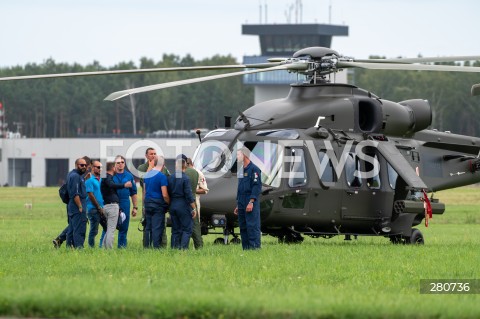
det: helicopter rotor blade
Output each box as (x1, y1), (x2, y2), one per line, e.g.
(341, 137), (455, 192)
(353, 55), (480, 64)
(0, 63), (281, 82)
(338, 61), (480, 73)
(104, 64), (299, 101)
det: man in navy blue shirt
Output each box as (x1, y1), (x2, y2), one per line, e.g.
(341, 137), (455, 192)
(67, 158), (88, 249)
(144, 155), (170, 248)
(168, 158), (197, 249)
(234, 147), (262, 250)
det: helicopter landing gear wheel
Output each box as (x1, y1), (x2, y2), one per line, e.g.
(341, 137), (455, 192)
(389, 235), (403, 245)
(390, 228), (424, 245)
(230, 237), (241, 244)
(278, 232), (304, 244)
(213, 238), (226, 245)
(407, 228), (424, 245)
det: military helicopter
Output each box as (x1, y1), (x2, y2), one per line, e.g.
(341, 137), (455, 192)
(3, 47), (480, 245)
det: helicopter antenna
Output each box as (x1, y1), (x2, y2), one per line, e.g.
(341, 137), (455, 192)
(314, 116), (326, 128)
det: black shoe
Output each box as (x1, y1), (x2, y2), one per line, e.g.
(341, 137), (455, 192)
(52, 238), (63, 249)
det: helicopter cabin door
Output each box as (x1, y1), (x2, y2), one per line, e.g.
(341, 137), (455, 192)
(340, 150), (388, 224)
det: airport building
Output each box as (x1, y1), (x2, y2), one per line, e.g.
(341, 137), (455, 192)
(0, 138), (199, 187)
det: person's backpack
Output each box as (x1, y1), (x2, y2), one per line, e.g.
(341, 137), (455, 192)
(59, 183), (69, 204)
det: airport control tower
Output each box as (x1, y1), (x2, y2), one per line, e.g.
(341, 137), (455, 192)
(242, 23), (349, 103)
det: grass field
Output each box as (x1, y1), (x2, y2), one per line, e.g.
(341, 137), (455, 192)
(0, 186), (479, 318)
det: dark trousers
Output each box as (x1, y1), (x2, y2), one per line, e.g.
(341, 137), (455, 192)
(237, 202), (261, 250)
(191, 215), (203, 249)
(58, 211), (73, 247)
(87, 208), (101, 248)
(117, 200), (130, 248)
(143, 210), (168, 248)
(69, 212), (87, 249)
(145, 198), (166, 249)
(170, 199), (193, 249)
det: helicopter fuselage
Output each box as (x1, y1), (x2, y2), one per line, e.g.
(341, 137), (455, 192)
(193, 83), (480, 243)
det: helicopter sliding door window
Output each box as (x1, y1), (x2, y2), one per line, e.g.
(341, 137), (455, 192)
(318, 150), (336, 183)
(387, 163), (399, 190)
(365, 154), (381, 190)
(345, 153), (362, 188)
(282, 147), (308, 210)
(287, 148), (307, 188)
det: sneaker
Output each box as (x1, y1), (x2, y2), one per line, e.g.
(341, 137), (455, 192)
(52, 238), (63, 249)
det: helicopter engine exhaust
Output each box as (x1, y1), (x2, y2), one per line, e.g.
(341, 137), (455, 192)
(381, 99), (432, 137)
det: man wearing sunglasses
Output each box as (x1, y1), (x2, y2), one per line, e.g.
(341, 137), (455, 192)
(113, 155), (138, 248)
(85, 160), (104, 248)
(53, 156), (92, 248)
(66, 158), (88, 248)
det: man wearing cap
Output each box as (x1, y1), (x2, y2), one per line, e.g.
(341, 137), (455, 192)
(234, 147), (262, 250)
(180, 155), (201, 249)
(168, 157), (197, 249)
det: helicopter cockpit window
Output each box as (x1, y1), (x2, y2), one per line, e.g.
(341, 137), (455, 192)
(252, 142), (283, 188)
(193, 141), (230, 174)
(318, 150), (336, 183)
(256, 129), (300, 139)
(345, 153), (362, 188)
(230, 142), (283, 188)
(287, 148), (307, 188)
(387, 163), (398, 190)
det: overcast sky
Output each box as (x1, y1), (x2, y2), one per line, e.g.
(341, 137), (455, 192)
(1, 0), (479, 68)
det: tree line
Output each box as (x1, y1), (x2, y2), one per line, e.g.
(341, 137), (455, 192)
(1, 56), (480, 138)
(0, 55), (253, 138)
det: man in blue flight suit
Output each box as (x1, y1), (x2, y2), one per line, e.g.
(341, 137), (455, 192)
(99, 155), (138, 248)
(234, 147), (262, 250)
(168, 157), (197, 249)
(67, 157), (88, 249)
(112, 155), (138, 248)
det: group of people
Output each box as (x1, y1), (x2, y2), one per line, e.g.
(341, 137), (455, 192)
(52, 155), (137, 249)
(139, 148), (208, 249)
(52, 146), (262, 250)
